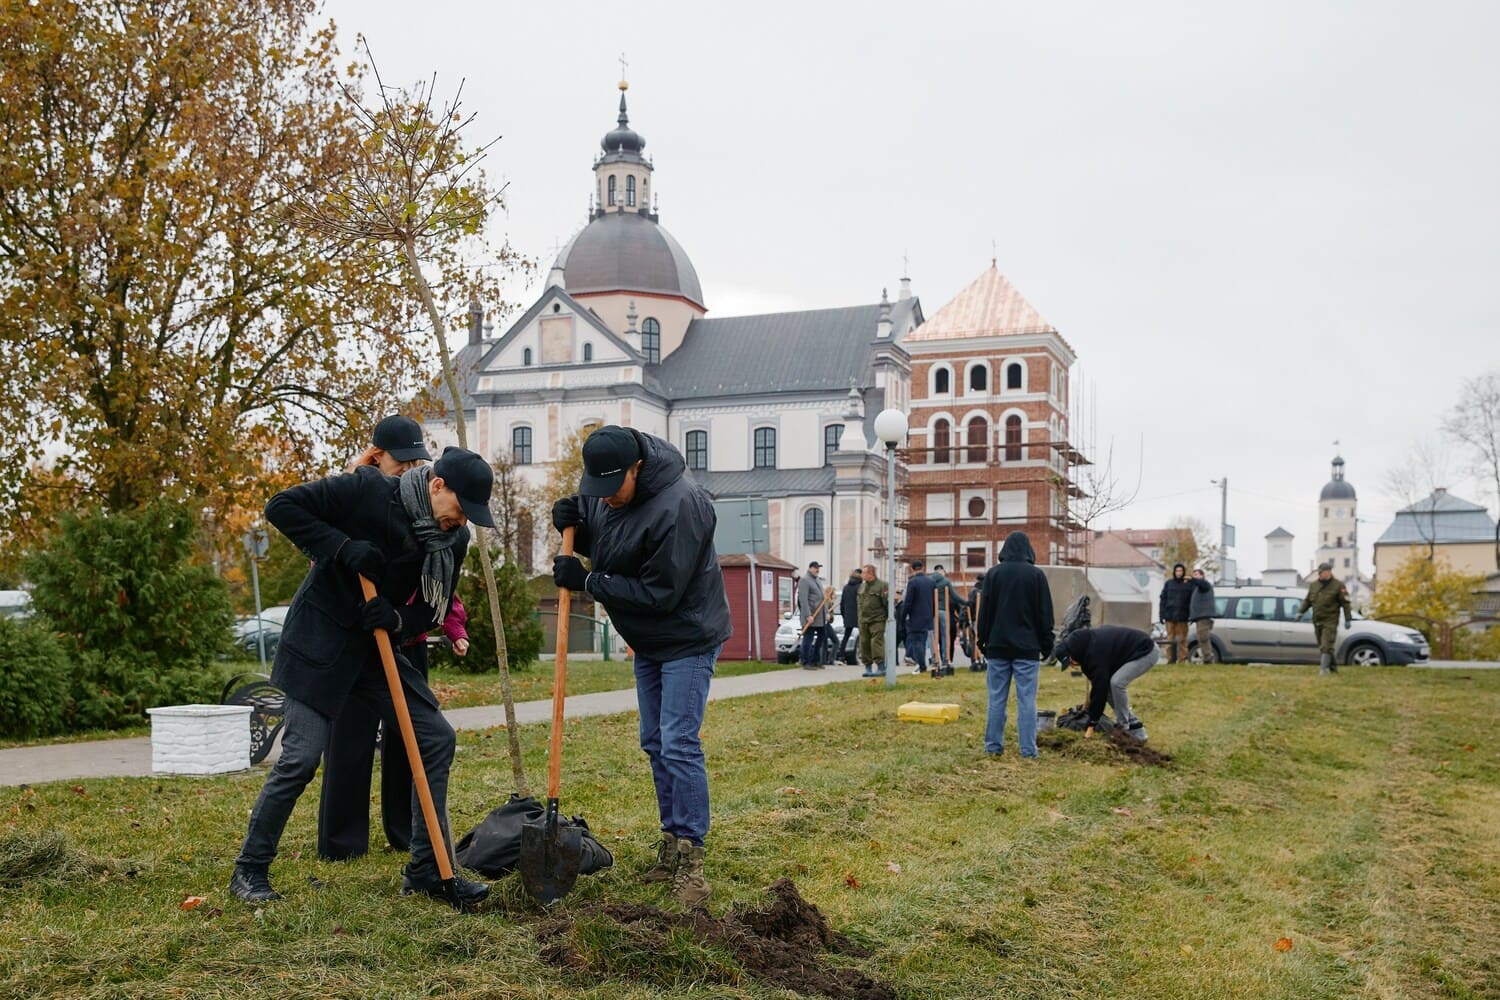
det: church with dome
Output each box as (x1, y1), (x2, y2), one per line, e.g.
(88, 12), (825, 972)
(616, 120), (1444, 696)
(431, 82), (1083, 588)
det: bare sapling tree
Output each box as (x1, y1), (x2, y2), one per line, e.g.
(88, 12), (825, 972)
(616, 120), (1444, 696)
(1443, 371), (1500, 571)
(1384, 436), (1453, 563)
(291, 43), (532, 794)
(1064, 372), (1143, 619)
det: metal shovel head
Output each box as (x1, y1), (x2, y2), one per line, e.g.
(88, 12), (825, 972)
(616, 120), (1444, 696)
(519, 799), (583, 905)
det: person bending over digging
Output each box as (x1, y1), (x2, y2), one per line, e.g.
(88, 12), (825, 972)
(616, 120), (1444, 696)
(229, 447), (495, 911)
(1062, 625), (1161, 742)
(551, 425), (732, 908)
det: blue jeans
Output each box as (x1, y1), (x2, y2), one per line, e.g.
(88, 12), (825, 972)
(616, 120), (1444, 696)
(985, 657), (1040, 757)
(905, 629), (930, 670)
(799, 627), (825, 665)
(635, 644), (719, 846)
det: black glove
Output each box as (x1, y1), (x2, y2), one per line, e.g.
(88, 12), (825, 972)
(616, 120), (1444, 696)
(337, 539), (385, 583)
(551, 496), (584, 533)
(553, 555), (589, 592)
(360, 595), (405, 635)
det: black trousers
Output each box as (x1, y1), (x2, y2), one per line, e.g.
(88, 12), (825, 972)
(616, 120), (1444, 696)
(317, 643), (430, 860)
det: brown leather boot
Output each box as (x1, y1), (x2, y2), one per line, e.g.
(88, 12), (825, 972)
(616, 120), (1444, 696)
(671, 838), (711, 908)
(642, 832), (678, 884)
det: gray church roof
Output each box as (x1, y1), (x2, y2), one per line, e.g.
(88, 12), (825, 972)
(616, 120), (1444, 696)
(655, 299), (919, 401)
(556, 211), (704, 307)
(689, 467), (838, 499)
(1374, 489), (1497, 545)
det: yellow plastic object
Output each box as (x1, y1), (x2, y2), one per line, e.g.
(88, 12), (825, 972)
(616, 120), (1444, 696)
(897, 701), (961, 724)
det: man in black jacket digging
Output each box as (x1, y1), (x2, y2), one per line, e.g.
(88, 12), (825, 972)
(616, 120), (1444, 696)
(1062, 625), (1161, 741)
(551, 426), (732, 907)
(974, 532), (1054, 758)
(229, 448), (495, 910)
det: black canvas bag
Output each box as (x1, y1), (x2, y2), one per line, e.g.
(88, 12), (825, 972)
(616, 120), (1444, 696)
(454, 794), (614, 878)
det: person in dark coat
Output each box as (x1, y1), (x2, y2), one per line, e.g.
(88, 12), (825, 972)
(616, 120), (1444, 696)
(974, 531), (1054, 757)
(930, 565), (958, 675)
(900, 559), (937, 674)
(1159, 563), (1194, 663)
(1062, 625), (1160, 741)
(229, 448), (496, 910)
(1188, 568), (1217, 663)
(838, 569), (862, 665)
(551, 426), (731, 907)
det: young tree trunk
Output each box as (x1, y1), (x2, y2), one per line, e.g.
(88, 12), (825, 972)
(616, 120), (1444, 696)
(404, 236), (529, 797)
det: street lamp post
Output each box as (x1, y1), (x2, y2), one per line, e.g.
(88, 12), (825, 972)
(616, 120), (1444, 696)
(873, 408), (909, 688)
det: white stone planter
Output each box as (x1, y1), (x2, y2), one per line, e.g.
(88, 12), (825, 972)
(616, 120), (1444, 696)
(147, 704), (253, 775)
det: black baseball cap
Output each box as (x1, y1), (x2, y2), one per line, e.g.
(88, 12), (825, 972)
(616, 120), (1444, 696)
(579, 425), (641, 497)
(433, 446), (496, 528)
(372, 414), (432, 462)
(808, 561), (821, 569)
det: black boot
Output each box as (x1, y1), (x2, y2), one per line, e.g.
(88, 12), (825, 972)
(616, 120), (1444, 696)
(229, 863), (283, 903)
(400, 864), (490, 911)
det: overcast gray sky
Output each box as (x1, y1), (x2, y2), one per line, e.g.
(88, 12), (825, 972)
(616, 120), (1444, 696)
(323, 0), (1499, 578)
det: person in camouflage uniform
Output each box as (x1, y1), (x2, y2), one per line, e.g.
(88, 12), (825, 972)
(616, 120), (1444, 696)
(1299, 561), (1352, 675)
(856, 564), (889, 677)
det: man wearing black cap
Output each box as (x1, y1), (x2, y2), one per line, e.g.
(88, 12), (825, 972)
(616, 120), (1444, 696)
(350, 414), (434, 475)
(551, 425), (731, 908)
(229, 446), (495, 911)
(796, 560), (829, 669)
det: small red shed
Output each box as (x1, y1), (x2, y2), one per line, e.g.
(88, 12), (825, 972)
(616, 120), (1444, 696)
(717, 553), (796, 661)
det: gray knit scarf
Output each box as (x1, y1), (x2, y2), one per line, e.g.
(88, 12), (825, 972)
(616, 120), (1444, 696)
(399, 465), (458, 627)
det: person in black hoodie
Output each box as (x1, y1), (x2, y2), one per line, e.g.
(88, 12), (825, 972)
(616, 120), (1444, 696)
(1159, 563), (1194, 663)
(1062, 625), (1160, 741)
(974, 531), (1054, 758)
(838, 569), (862, 665)
(551, 426), (732, 908)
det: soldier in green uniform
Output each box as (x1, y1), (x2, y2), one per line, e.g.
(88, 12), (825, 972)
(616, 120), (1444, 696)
(1299, 561), (1353, 675)
(856, 564), (889, 677)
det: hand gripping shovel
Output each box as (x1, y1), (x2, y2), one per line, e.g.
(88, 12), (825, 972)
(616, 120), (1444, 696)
(359, 575), (465, 911)
(520, 526), (584, 905)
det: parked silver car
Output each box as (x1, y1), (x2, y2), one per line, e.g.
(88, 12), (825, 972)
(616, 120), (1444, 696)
(1190, 586), (1429, 666)
(774, 612), (856, 664)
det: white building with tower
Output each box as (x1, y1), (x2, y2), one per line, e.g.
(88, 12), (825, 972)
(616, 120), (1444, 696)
(1309, 454), (1371, 605)
(1262, 526), (1300, 588)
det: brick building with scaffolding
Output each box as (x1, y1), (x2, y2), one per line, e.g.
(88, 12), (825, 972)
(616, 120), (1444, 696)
(897, 264), (1088, 593)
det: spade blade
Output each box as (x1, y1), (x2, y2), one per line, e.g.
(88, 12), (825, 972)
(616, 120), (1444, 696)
(519, 801), (583, 905)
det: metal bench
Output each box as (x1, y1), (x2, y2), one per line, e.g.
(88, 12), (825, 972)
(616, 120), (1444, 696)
(220, 673), (286, 765)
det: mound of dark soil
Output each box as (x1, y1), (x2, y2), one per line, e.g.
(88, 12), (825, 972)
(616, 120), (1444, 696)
(537, 877), (896, 999)
(1037, 727), (1173, 767)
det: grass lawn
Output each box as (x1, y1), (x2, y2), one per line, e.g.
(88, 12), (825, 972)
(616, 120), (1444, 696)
(1, 663), (1497, 999)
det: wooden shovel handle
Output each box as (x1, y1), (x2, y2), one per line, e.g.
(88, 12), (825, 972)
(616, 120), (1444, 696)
(549, 527), (575, 800)
(360, 575), (453, 882)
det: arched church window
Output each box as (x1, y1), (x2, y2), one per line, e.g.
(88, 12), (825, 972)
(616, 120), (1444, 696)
(626, 175), (636, 207)
(641, 317), (660, 364)
(1004, 415), (1023, 461)
(608, 175), (616, 206)
(1007, 362), (1024, 390)
(934, 367), (951, 394)
(523, 347), (532, 366)
(933, 419), (951, 464)
(969, 364), (987, 392)
(803, 507), (825, 544)
(583, 342), (593, 362)
(685, 429), (708, 471)
(754, 427), (776, 469)
(966, 417), (988, 463)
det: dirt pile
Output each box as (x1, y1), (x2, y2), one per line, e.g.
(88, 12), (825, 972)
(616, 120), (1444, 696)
(536, 877), (896, 999)
(1037, 727), (1173, 767)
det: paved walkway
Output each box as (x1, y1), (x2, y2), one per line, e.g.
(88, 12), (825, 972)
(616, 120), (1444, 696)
(0, 661), (891, 788)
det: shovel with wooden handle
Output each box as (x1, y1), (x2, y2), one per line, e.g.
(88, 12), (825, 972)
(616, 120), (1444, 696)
(358, 575), (464, 910)
(519, 526), (584, 905)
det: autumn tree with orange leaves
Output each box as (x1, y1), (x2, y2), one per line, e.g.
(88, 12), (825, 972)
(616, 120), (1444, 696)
(0, 0), (426, 562)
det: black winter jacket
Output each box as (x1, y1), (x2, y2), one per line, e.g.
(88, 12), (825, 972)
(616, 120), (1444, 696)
(1159, 572), (1194, 622)
(840, 576), (861, 627)
(901, 573), (936, 631)
(975, 531), (1054, 660)
(1062, 626), (1156, 723)
(266, 466), (465, 717)
(568, 430), (732, 660)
